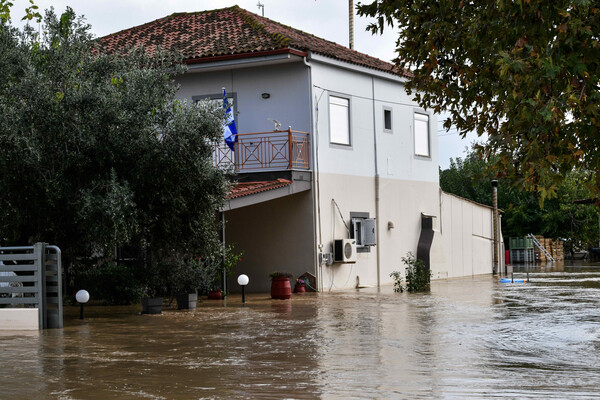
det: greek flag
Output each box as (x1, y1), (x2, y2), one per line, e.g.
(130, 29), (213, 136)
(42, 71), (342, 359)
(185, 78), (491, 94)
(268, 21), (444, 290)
(223, 88), (237, 151)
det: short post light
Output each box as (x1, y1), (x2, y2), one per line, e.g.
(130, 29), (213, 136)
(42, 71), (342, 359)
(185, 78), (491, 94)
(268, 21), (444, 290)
(76, 289), (90, 320)
(237, 274), (249, 303)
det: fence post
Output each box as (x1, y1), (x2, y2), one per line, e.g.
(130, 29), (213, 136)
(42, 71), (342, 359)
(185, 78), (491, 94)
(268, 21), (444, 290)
(34, 242), (46, 329)
(288, 127), (293, 170)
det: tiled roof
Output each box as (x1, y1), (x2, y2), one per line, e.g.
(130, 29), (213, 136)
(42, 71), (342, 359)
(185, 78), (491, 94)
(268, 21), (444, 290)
(99, 5), (409, 77)
(228, 179), (293, 199)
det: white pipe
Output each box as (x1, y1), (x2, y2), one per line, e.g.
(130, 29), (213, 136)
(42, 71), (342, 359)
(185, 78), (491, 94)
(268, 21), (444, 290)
(305, 55), (325, 292)
(372, 76), (381, 288)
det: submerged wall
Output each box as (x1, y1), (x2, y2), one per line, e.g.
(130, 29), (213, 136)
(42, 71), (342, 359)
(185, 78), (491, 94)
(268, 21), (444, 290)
(430, 192), (494, 279)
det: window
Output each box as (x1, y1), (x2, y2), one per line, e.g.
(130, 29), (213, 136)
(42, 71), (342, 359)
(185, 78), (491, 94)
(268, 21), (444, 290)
(329, 95), (350, 145)
(414, 113), (430, 157)
(192, 92), (237, 128)
(383, 107), (392, 133)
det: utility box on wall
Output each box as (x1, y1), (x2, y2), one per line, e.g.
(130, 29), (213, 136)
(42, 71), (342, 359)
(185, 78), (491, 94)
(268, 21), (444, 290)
(362, 218), (377, 246)
(352, 216), (377, 248)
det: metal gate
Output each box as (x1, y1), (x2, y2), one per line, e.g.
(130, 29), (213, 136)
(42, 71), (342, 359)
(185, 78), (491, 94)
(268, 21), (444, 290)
(0, 243), (63, 329)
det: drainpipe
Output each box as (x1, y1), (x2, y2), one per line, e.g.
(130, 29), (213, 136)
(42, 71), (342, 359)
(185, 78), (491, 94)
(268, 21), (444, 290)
(492, 180), (499, 275)
(304, 55), (324, 292)
(372, 77), (381, 288)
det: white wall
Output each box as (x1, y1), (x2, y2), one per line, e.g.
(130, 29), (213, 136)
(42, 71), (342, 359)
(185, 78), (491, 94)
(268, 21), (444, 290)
(431, 192), (494, 279)
(0, 309), (39, 330)
(310, 60), (441, 290)
(310, 61), (438, 183)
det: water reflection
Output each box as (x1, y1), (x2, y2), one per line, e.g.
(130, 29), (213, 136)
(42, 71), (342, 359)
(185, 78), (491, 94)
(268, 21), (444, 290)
(1, 264), (599, 398)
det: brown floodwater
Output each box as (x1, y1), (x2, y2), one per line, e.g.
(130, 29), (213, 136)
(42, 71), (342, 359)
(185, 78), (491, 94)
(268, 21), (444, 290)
(1, 263), (600, 399)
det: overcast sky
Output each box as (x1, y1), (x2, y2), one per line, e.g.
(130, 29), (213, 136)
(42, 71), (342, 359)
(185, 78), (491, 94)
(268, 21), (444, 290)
(9, 0), (478, 168)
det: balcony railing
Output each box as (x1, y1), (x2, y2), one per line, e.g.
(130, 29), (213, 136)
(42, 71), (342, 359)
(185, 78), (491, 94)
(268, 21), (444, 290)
(214, 128), (310, 172)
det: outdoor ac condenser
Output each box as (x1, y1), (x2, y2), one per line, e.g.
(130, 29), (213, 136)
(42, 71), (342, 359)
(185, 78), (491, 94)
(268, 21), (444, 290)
(334, 239), (357, 263)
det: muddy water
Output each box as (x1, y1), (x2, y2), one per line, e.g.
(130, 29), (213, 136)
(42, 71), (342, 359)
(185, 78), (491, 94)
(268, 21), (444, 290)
(1, 263), (600, 399)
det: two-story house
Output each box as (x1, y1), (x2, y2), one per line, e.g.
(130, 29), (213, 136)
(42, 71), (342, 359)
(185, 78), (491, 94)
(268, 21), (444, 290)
(101, 5), (498, 292)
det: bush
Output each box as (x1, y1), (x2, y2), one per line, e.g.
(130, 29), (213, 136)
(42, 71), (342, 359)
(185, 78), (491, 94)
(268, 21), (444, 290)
(75, 263), (146, 305)
(390, 252), (431, 293)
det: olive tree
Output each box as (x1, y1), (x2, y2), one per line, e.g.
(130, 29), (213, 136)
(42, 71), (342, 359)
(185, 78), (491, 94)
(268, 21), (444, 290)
(0, 8), (231, 290)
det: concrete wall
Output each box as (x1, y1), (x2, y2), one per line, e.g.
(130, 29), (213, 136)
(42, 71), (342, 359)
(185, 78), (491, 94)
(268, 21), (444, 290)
(430, 192), (494, 279)
(0, 309), (39, 330)
(224, 190), (315, 293)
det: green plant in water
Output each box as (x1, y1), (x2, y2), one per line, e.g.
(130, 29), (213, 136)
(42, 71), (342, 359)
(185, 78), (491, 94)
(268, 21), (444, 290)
(390, 271), (404, 293)
(390, 252), (431, 293)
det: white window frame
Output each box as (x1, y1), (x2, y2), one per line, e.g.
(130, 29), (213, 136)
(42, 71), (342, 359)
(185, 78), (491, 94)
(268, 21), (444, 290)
(192, 92), (238, 129)
(328, 94), (351, 146)
(383, 106), (393, 133)
(414, 112), (430, 158)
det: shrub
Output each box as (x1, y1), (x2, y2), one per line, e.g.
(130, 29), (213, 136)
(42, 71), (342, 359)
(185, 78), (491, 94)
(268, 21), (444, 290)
(75, 262), (146, 305)
(390, 252), (431, 293)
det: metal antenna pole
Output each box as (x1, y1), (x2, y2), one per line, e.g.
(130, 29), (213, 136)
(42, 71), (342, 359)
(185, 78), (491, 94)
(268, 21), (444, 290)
(257, 1), (264, 16)
(492, 180), (499, 275)
(348, 0), (354, 49)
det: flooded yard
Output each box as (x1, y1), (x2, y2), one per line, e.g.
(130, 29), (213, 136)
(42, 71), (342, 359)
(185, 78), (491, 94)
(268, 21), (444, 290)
(1, 263), (600, 399)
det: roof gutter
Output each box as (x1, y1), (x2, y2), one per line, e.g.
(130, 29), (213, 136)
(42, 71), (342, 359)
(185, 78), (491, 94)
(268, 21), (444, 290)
(308, 52), (409, 83)
(185, 48), (308, 65)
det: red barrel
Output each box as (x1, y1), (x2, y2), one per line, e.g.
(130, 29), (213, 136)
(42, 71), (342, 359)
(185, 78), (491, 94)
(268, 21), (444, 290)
(271, 277), (292, 300)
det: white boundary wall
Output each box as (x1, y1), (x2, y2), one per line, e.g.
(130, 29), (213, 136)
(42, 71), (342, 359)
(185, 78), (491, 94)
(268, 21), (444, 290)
(430, 192), (494, 279)
(0, 309), (39, 330)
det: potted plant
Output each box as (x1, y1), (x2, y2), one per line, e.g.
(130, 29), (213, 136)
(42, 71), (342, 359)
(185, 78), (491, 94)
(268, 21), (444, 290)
(293, 278), (306, 294)
(172, 259), (204, 310)
(270, 271), (293, 300)
(141, 262), (169, 314)
(207, 245), (243, 300)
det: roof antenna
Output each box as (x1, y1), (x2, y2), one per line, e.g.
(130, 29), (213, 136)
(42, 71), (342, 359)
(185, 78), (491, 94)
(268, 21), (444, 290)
(349, 0), (354, 49)
(257, 1), (264, 17)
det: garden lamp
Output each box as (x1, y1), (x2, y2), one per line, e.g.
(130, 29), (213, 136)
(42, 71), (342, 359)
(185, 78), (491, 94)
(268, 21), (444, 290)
(76, 289), (90, 319)
(237, 274), (249, 303)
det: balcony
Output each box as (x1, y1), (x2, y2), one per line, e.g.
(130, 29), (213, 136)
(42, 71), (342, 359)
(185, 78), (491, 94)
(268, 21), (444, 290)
(214, 129), (310, 172)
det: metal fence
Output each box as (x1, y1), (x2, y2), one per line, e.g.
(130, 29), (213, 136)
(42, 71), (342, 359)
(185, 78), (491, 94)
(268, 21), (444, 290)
(0, 243), (63, 329)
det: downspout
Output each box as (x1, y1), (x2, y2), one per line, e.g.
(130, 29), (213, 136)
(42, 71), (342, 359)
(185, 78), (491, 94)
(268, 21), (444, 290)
(371, 76), (381, 288)
(304, 55), (323, 291)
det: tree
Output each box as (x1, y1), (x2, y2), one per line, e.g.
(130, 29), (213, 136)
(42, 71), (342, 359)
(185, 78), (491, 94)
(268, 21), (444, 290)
(440, 149), (598, 253)
(0, 8), (231, 290)
(358, 1), (600, 200)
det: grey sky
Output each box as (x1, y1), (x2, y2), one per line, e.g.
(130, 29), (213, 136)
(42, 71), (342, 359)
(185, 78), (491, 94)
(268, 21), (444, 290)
(9, 0), (474, 168)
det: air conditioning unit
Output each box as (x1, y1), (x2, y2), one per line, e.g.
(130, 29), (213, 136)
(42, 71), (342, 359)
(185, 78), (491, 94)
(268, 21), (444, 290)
(334, 239), (357, 263)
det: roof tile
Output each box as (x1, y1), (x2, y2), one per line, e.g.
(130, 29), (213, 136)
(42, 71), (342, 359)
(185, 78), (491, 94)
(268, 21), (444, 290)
(99, 5), (409, 77)
(228, 179), (293, 199)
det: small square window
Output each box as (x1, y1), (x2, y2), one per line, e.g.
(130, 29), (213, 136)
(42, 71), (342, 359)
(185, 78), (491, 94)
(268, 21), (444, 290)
(329, 96), (350, 145)
(414, 113), (430, 157)
(383, 108), (392, 132)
